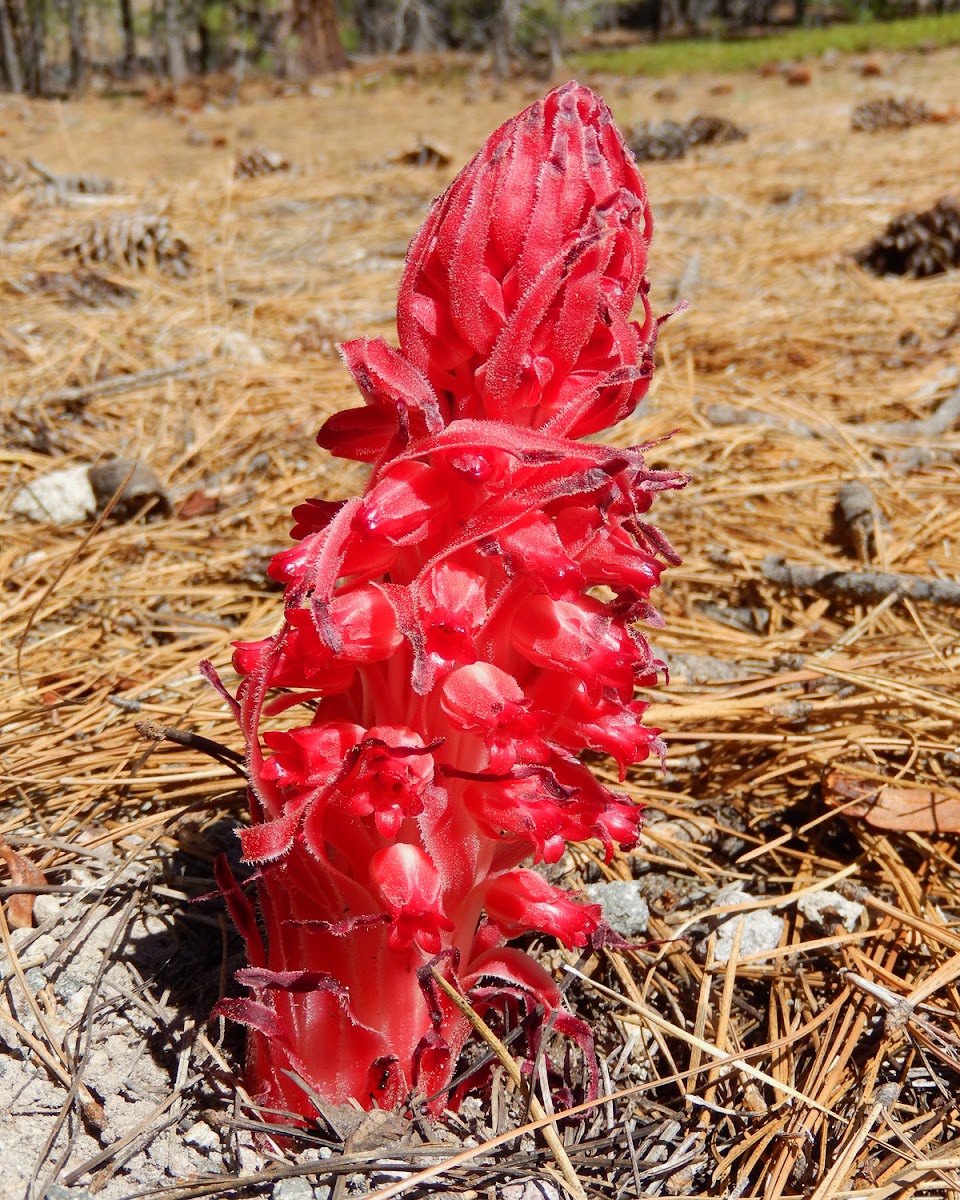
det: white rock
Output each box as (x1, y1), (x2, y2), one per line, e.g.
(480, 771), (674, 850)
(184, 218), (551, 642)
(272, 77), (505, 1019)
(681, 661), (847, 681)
(10, 465), (97, 524)
(797, 889), (865, 933)
(31, 893), (61, 926)
(216, 329), (266, 364)
(237, 1144), (263, 1172)
(183, 1121), (221, 1152)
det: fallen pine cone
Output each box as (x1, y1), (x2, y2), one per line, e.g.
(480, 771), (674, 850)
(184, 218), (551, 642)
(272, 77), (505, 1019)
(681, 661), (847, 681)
(855, 197), (960, 278)
(851, 95), (934, 132)
(234, 146), (290, 179)
(61, 212), (191, 277)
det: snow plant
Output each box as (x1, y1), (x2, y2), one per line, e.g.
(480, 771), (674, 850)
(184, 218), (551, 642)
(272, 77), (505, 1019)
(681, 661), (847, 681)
(211, 81), (685, 1121)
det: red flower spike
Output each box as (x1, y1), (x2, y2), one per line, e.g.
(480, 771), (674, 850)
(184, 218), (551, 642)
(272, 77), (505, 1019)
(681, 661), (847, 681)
(211, 82), (685, 1124)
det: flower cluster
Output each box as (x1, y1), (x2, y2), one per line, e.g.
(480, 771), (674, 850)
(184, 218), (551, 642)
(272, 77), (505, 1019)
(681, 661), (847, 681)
(212, 81), (685, 1121)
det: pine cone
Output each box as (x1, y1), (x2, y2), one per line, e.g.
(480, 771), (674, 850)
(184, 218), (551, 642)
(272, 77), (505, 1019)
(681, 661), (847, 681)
(855, 197), (960, 278)
(851, 96), (932, 132)
(27, 159), (115, 196)
(685, 114), (747, 146)
(627, 120), (688, 161)
(61, 213), (192, 277)
(234, 147), (290, 179)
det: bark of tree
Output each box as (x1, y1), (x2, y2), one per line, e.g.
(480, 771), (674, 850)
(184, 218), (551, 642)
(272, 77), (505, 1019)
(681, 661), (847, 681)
(0, 0), (24, 91)
(8, 0), (39, 92)
(547, 0), (566, 75)
(118, 0), (135, 76)
(491, 0), (511, 78)
(164, 0), (187, 83)
(67, 0), (85, 92)
(28, 0), (44, 88)
(292, 0), (346, 74)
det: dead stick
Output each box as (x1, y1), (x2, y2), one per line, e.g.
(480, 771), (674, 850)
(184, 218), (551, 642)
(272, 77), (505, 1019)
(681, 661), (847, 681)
(12, 354), (212, 413)
(707, 384), (960, 441)
(761, 555), (960, 607)
(135, 719), (248, 778)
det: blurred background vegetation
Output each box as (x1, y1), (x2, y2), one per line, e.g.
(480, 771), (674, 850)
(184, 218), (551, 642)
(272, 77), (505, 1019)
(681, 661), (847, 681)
(1, 0), (959, 99)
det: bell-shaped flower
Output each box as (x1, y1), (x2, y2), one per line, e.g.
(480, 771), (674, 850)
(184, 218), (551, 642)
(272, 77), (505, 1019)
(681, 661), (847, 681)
(353, 460), (451, 544)
(371, 843), (455, 953)
(510, 592), (638, 697)
(440, 662), (547, 771)
(419, 562), (488, 674)
(483, 870), (602, 947)
(338, 728), (437, 839)
(260, 722), (364, 796)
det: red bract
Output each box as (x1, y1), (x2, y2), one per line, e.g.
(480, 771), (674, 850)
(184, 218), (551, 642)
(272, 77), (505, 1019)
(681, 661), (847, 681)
(210, 81), (685, 1123)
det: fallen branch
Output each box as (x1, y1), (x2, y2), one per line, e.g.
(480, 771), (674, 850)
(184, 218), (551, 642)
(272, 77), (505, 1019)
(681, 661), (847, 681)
(859, 383), (960, 439)
(11, 354), (212, 413)
(707, 378), (960, 445)
(761, 555), (960, 607)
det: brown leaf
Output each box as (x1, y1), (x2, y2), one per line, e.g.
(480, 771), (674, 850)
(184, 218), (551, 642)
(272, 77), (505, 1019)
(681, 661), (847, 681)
(823, 770), (960, 833)
(0, 842), (47, 928)
(176, 489), (221, 518)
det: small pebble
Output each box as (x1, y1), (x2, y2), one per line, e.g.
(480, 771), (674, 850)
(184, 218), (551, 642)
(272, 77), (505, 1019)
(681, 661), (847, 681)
(272, 1177), (316, 1200)
(31, 893), (61, 925)
(11, 465), (97, 524)
(183, 1121), (220, 1152)
(502, 1180), (561, 1200)
(24, 967), (46, 991)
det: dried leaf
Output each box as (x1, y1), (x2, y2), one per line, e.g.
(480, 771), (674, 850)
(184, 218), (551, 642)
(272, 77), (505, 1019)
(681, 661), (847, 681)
(0, 841), (47, 928)
(176, 489), (221, 518)
(823, 770), (960, 832)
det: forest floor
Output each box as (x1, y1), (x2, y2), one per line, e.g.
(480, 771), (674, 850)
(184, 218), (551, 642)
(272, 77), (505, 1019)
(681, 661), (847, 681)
(2, 45), (960, 1200)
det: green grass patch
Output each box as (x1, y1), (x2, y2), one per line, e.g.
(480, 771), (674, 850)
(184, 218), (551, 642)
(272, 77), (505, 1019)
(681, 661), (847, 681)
(572, 11), (960, 75)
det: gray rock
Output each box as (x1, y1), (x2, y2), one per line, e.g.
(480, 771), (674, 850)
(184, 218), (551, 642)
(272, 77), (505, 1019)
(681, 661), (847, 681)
(502, 1180), (561, 1200)
(584, 880), (650, 938)
(701, 886), (784, 962)
(272, 1177), (317, 1200)
(88, 458), (170, 520)
(24, 967), (46, 991)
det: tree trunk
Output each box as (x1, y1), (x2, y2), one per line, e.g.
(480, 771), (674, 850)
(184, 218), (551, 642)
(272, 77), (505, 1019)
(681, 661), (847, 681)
(67, 0), (85, 92)
(293, 0), (345, 74)
(8, 0), (39, 92)
(118, 0), (135, 76)
(492, 0), (521, 73)
(164, 0), (187, 82)
(0, 0), (24, 91)
(547, 0), (565, 76)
